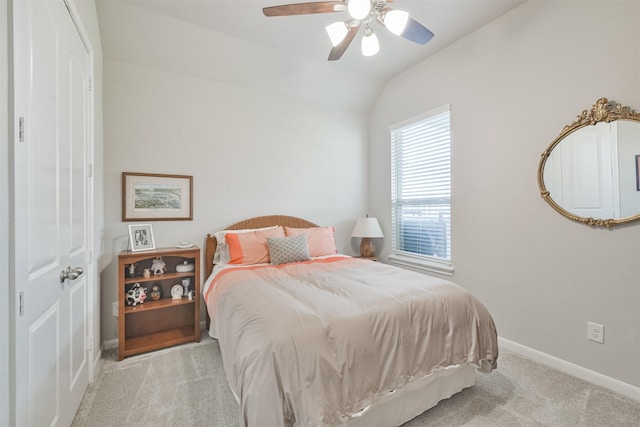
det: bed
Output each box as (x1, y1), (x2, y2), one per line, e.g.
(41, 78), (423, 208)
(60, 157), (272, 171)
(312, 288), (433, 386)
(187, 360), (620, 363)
(203, 215), (498, 427)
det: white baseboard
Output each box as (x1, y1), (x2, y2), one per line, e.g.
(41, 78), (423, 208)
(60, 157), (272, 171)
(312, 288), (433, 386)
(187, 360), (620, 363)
(499, 337), (640, 402)
(102, 338), (118, 351)
(92, 349), (102, 376)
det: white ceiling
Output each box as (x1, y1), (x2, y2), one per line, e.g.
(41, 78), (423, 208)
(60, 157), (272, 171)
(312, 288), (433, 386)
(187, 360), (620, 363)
(96, 0), (526, 111)
(112, 0), (525, 80)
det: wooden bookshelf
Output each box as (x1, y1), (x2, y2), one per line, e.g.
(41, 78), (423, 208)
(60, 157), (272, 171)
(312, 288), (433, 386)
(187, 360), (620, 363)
(117, 246), (200, 360)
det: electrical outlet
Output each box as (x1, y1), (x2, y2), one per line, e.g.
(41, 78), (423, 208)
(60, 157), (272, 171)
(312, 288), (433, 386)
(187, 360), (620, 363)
(587, 321), (604, 344)
(112, 302), (118, 317)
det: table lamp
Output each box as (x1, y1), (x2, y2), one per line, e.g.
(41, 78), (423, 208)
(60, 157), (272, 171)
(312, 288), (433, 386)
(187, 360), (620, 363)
(351, 217), (384, 257)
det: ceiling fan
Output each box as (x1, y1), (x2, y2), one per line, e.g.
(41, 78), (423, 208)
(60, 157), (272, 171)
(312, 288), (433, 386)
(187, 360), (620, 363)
(263, 0), (434, 61)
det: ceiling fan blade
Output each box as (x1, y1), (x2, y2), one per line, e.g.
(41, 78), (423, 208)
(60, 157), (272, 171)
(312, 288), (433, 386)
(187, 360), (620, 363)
(328, 24), (360, 61)
(263, 1), (345, 17)
(401, 17), (434, 45)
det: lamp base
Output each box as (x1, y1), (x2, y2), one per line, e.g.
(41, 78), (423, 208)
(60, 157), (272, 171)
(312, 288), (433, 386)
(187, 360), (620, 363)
(359, 237), (376, 258)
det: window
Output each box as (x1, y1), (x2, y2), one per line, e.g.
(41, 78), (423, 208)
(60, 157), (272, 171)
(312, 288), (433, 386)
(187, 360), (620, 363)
(390, 105), (452, 274)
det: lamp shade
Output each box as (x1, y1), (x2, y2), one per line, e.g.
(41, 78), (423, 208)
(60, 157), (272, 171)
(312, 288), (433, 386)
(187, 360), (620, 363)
(361, 29), (379, 57)
(325, 21), (348, 46)
(347, 0), (371, 20)
(383, 10), (409, 35)
(351, 217), (384, 238)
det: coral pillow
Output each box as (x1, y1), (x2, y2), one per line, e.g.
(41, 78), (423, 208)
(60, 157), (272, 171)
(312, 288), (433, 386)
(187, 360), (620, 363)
(284, 226), (337, 257)
(214, 225), (279, 265)
(226, 226), (285, 265)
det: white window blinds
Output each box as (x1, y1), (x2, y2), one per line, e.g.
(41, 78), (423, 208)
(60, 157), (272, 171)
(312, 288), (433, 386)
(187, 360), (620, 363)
(390, 106), (451, 263)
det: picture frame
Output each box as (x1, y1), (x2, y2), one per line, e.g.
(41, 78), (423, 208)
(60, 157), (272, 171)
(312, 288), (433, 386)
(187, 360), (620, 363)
(128, 224), (156, 252)
(636, 155), (640, 191)
(122, 172), (193, 221)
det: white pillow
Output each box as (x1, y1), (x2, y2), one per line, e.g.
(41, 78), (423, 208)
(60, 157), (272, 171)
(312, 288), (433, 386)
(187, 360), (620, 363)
(213, 225), (279, 265)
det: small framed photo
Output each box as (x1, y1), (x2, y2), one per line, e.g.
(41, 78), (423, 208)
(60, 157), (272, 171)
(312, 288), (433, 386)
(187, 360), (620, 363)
(122, 172), (193, 221)
(128, 224), (156, 252)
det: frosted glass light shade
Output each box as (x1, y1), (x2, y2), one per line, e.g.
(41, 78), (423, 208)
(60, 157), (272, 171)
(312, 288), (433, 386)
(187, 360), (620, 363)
(384, 10), (409, 35)
(361, 31), (379, 56)
(351, 217), (384, 238)
(325, 22), (349, 46)
(348, 0), (371, 20)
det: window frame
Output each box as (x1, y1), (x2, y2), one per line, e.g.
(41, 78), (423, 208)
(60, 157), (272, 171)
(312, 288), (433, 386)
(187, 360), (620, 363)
(388, 104), (454, 276)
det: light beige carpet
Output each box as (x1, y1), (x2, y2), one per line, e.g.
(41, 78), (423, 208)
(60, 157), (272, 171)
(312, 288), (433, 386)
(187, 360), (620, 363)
(72, 335), (640, 426)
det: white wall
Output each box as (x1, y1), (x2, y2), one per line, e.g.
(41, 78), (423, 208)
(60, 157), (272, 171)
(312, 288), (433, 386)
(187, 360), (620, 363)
(369, 0), (640, 389)
(100, 60), (368, 342)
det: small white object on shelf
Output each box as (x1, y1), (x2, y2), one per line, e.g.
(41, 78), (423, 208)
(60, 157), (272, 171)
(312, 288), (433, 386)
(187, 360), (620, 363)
(177, 241), (193, 248)
(151, 257), (166, 275)
(176, 261), (195, 272)
(171, 284), (184, 299)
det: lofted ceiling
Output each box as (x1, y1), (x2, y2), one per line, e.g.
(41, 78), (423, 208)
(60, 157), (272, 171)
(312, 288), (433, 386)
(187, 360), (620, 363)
(96, 0), (526, 111)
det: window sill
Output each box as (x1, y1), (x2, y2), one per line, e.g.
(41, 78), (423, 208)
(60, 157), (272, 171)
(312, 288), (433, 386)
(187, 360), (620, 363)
(388, 253), (454, 276)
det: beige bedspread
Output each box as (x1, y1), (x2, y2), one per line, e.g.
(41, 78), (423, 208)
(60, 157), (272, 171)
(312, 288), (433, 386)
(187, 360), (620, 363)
(205, 257), (498, 426)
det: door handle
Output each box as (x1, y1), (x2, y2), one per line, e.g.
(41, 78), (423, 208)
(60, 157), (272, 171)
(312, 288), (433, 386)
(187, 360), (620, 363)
(60, 266), (84, 283)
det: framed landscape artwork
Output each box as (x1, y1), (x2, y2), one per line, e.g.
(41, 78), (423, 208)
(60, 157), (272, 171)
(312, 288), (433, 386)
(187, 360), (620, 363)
(122, 172), (193, 221)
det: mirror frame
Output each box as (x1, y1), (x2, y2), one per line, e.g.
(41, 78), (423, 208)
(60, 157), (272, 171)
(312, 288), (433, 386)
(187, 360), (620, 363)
(538, 98), (640, 227)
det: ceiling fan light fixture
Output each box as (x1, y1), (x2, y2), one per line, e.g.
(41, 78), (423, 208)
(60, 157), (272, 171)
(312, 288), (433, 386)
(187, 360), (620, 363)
(383, 10), (409, 35)
(348, 0), (371, 20)
(325, 21), (349, 46)
(361, 26), (379, 56)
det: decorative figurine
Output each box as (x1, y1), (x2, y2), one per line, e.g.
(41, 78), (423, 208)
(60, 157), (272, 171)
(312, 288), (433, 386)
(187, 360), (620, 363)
(176, 261), (194, 272)
(182, 278), (190, 296)
(143, 268), (151, 278)
(151, 257), (166, 275)
(127, 263), (137, 277)
(149, 284), (162, 301)
(125, 283), (147, 306)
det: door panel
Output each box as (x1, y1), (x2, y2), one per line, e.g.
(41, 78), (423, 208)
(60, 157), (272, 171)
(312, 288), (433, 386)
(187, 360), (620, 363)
(69, 55), (87, 255)
(27, 3), (60, 277)
(29, 304), (59, 427)
(69, 278), (87, 389)
(63, 1), (91, 415)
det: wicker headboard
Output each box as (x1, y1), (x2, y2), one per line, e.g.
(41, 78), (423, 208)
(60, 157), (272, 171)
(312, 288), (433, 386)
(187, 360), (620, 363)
(204, 215), (319, 278)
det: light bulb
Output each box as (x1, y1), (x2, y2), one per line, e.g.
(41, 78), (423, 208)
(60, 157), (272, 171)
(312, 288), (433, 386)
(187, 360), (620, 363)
(325, 22), (348, 46)
(384, 10), (409, 35)
(361, 27), (379, 56)
(348, 0), (371, 20)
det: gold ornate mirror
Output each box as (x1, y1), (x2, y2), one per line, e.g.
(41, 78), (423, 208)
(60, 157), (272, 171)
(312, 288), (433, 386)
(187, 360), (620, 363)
(538, 98), (640, 227)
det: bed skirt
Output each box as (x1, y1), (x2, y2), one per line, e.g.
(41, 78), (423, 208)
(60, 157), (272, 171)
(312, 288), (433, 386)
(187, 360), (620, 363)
(343, 363), (476, 426)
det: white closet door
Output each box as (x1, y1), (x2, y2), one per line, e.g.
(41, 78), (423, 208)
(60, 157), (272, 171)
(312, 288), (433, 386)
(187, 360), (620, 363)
(12, 0), (91, 425)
